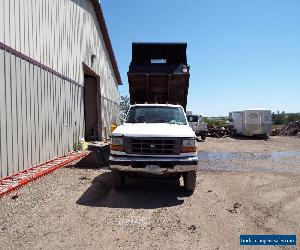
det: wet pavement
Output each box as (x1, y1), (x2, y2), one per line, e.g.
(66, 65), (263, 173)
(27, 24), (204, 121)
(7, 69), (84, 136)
(197, 150), (300, 174)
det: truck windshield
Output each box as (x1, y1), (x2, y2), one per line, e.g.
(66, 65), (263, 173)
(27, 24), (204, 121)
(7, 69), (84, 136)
(126, 106), (187, 125)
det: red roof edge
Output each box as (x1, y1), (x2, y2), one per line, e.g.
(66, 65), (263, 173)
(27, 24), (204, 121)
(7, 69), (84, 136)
(91, 0), (122, 85)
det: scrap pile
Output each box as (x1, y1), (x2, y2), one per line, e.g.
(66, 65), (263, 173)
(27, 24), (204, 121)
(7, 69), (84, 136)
(207, 124), (233, 138)
(271, 121), (300, 136)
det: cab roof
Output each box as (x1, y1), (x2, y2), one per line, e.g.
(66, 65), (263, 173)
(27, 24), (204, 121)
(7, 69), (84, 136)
(130, 103), (184, 108)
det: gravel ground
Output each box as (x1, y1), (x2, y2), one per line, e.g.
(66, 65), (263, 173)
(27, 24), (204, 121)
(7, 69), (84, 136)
(0, 136), (299, 250)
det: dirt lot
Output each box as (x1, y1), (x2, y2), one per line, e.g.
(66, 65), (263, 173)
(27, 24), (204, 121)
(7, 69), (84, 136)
(0, 136), (299, 250)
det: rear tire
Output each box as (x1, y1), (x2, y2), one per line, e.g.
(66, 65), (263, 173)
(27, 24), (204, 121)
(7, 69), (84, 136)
(201, 134), (206, 141)
(112, 170), (125, 189)
(183, 170), (196, 192)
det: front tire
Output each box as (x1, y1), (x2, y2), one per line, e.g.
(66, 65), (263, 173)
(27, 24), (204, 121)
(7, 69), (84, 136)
(183, 170), (196, 192)
(112, 170), (125, 189)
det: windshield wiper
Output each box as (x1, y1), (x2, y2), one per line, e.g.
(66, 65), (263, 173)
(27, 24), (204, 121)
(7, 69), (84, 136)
(167, 121), (185, 125)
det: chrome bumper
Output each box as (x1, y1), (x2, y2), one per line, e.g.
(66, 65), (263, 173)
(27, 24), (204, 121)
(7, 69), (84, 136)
(109, 155), (198, 174)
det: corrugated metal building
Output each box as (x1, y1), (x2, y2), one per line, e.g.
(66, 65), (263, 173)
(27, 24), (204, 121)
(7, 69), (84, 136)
(0, 0), (121, 178)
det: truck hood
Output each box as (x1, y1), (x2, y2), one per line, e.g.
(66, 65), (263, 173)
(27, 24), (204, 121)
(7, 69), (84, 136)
(113, 123), (195, 138)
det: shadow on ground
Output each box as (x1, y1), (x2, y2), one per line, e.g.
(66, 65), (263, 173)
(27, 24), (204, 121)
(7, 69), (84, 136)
(76, 172), (191, 209)
(67, 145), (110, 169)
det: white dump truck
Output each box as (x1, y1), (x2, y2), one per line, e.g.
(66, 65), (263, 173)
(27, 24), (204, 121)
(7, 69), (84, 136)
(230, 109), (272, 138)
(109, 43), (198, 192)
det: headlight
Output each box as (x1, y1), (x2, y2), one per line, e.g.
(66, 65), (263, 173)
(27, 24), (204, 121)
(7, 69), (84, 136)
(181, 138), (196, 153)
(182, 139), (196, 147)
(111, 136), (124, 152)
(112, 136), (124, 145)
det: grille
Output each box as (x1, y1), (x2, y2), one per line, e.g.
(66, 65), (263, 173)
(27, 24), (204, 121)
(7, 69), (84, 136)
(125, 137), (181, 155)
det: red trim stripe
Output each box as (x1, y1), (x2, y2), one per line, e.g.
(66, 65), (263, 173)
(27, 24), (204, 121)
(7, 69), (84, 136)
(0, 42), (83, 88)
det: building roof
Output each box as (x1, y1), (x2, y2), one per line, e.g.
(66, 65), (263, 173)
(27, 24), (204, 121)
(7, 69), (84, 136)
(91, 0), (122, 85)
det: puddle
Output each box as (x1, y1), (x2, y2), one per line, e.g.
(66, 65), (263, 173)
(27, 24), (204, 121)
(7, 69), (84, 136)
(197, 151), (300, 174)
(271, 151), (300, 160)
(198, 151), (300, 161)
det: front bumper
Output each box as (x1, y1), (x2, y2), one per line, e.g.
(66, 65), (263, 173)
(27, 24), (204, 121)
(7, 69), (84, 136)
(109, 155), (198, 174)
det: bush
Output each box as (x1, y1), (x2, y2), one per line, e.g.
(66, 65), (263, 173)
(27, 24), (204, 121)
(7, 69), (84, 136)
(272, 111), (300, 125)
(119, 95), (130, 124)
(203, 117), (227, 128)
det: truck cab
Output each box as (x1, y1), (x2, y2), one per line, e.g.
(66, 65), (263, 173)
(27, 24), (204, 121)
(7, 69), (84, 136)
(109, 43), (198, 192)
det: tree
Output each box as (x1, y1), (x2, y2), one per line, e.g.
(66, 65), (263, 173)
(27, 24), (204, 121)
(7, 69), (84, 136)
(119, 95), (130, 124)
(272, 111), (300, 125)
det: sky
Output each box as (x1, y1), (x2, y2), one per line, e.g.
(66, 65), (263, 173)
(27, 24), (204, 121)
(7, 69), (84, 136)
(101, 0), (300, 116)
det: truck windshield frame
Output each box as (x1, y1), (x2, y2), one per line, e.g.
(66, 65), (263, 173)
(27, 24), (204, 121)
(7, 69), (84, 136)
(126, 106), (187, 125)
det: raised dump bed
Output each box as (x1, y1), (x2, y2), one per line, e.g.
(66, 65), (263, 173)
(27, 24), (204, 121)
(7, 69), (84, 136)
(128, 42), (190, 110)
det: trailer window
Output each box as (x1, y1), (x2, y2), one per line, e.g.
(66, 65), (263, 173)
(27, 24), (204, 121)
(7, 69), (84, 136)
(127, 106), (187, 125)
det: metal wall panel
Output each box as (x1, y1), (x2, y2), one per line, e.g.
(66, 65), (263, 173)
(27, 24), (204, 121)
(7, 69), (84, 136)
(0, 49), (6, 177)
(0, 0), (119, 178)
(0, 49), (85, 178)
(1, 0), (120, 91)
(20, 56), (27, 170)
(0, 0), (4, 43)
(4, 53), (13, 176)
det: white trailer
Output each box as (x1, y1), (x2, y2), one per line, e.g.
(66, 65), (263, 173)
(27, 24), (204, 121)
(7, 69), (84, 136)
(231, 109), (272, 137)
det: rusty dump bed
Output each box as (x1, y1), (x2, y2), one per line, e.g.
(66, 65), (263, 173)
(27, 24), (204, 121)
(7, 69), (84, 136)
(128, 42), (190, 110)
